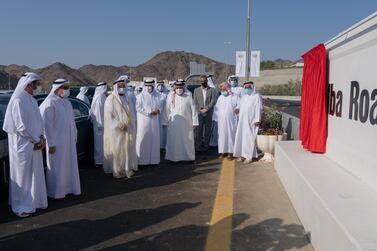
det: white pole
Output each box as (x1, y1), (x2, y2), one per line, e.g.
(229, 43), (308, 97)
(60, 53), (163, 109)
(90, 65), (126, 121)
(224, 41), (232, 77)
(246, 0), (251, 80)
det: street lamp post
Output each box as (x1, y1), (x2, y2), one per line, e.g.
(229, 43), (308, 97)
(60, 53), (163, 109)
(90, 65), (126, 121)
(224, 41), (232, 77)
(245, 0), (251, 80)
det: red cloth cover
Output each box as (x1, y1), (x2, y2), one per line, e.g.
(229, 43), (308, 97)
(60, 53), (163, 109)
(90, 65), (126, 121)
(300, 44), (328, 153)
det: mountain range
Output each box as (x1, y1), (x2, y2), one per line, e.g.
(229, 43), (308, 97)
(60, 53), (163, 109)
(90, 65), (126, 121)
(0, 51), (295, 90)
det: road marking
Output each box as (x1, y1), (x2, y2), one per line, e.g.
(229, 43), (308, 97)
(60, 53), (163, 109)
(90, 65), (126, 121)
(205, 158), (235, 251)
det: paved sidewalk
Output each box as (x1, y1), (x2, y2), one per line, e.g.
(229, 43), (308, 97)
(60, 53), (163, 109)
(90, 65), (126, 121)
(232, 161), (313, 251)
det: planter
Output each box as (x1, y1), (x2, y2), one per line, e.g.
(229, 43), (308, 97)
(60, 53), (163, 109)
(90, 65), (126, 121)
(268, 135), (277, 155)
(257, 135), (280, 154)
(256, 135), (270, 154)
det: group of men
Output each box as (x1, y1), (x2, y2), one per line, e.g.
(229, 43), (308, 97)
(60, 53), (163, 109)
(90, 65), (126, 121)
(3, 72), (262, 218)
(3, 74), (80, 217)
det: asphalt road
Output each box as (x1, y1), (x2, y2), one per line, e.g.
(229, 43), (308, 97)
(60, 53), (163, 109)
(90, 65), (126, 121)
(0, 150), (312, 251)
(265, 99), (301, 118)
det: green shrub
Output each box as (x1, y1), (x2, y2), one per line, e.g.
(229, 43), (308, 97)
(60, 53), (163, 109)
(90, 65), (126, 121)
(259, 78), (301, 96)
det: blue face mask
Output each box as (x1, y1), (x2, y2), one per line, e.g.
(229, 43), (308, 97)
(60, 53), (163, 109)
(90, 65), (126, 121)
(221, 91), (229, 97)
(244, 88), (253, 95)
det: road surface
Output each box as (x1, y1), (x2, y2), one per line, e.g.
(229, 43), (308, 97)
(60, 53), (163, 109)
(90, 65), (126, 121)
(0, 150), (312, 251)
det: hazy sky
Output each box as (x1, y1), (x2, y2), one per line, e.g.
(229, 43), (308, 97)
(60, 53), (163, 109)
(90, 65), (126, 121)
(1, 0), (376, 68)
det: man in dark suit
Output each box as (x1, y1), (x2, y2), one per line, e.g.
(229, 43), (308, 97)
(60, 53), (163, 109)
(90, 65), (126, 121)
(193, 75), (218, 157)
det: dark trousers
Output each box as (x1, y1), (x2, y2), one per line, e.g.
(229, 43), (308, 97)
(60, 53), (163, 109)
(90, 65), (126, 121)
(195, 113), (213, 152)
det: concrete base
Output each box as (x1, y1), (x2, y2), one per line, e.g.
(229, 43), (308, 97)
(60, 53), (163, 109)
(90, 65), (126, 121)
(275, 141), (377, 251)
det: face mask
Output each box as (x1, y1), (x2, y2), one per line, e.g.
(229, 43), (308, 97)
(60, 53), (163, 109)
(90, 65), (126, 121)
(61, 89), (70, 98)
(118, 87), (126, 95)
(147, 86), (153, 93)
(33, 85), (42, 95)
(244, 88), (253, 95)
(221, 91), (229, 97)
(176, 89), (184, 95)
(157, 85), (163, 92)
(231, 81), (238, 87)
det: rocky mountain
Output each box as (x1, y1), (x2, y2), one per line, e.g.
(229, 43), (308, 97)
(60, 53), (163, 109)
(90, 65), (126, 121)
(37, 62), (94, 87)
(0, 51), (297, 90)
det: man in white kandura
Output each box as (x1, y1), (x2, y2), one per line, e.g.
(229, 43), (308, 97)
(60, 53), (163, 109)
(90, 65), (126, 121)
(103, 78), (138, 178)
(39, 79), (81, 199)
(76, 86), (90, 105)
(3, 73), (48, 217)
(89, 81), (107, 167)
(228, 75), (243, 99)
(163, 79), (198, 162)
(118, 75), (137, 120)
(233, 81), (263, 164)
(156, 80), (168, 149)
(213, 82), (240, 159)
(136, 79), (161, 165)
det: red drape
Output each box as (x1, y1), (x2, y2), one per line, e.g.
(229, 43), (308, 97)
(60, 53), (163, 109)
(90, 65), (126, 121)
(300, 44), (328, 153)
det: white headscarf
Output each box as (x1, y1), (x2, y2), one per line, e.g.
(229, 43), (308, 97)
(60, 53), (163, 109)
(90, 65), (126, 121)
(76, 86), (89, 98)
(91, 82), (107, 106)
(3, 72), (41, 134)
(139, 80), (160, 112)
(243, 81), (257, 95)
(90, 82), (107, 117)
(112, 76), (130, 105)
(207, 75), (217, 89)
(46, 78), (70, 99)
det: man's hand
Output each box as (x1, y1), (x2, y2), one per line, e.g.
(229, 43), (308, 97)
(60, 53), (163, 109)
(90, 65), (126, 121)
(33, 137), (46, 151)
(118, 123), (127, 131)
(150, 110), (158, 116)
(49, 146), (56, 154)
(234, 108), (240, 115)
(200, 108), (208, 114)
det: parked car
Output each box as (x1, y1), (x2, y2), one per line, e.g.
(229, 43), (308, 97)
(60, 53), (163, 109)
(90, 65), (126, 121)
(185, 74), (214, 93)
(0, 90), (14, 95)
(0, 94), (93, 198)
(69, 86), (96, 103)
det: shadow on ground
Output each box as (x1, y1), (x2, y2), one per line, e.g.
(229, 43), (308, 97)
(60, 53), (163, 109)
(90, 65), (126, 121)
(99, 214), (310, 251)
(0, 202), (201, 250)
(0, 149), (220, 224)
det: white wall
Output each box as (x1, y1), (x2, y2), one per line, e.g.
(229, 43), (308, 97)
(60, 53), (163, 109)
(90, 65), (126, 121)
(326, 13), (377, 191)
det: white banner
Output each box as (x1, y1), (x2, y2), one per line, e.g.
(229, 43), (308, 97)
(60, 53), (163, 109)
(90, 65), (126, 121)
(250, 50), (261, 77)
(235, 51), (246, 77)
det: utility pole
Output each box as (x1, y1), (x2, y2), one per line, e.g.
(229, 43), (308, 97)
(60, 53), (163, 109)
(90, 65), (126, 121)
(224, 41), (232, 77)
(245, 0), (251, 80)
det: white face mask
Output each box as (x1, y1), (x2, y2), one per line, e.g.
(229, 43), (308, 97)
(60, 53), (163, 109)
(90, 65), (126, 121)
(176, 88), (184, 95)
(147, 86), (153, 93)
(61, 89), (70, 98)
(157, 85), (163, 92)
(118, 87), (126, 95)
(33, 85), (42, 95)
